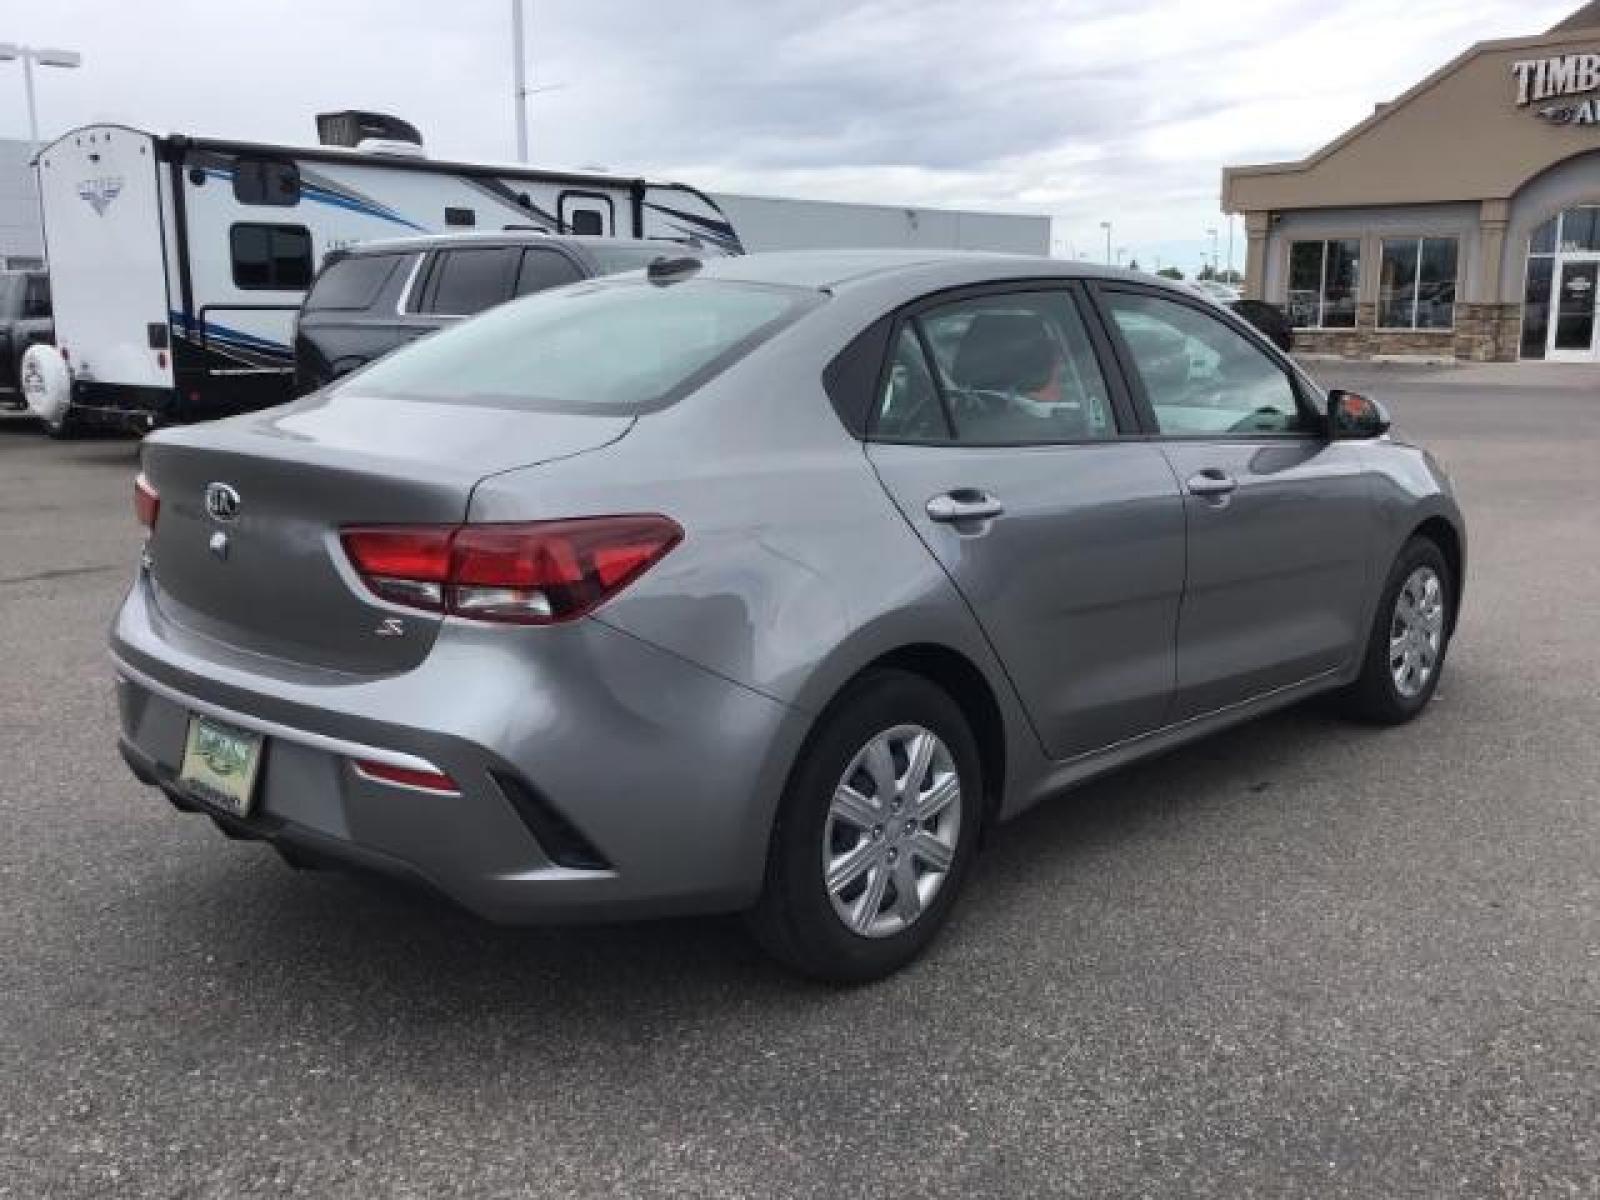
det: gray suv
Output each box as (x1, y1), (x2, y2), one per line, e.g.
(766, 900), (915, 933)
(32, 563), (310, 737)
(292, 233), (704, 394)
(114, 251), (1464, 981)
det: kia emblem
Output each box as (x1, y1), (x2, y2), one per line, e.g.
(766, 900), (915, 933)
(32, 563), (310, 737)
(204, 482), (241, 523)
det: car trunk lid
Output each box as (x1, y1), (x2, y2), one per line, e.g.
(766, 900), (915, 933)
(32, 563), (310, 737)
(140, 392), (631, 673)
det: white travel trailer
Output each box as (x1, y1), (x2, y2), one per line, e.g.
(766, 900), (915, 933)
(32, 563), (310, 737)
(31, 112), (744, 431)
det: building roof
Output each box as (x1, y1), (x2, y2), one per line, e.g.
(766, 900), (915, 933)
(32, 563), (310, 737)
(1223, 10), (1600, 213)
(1550, 1), (1600, 32)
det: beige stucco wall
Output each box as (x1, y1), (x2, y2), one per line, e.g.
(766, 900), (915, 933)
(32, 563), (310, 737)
(1224, 27), (1600, 212)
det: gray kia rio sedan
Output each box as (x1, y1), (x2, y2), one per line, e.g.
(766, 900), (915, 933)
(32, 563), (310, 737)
(112, 251), (1464, 981)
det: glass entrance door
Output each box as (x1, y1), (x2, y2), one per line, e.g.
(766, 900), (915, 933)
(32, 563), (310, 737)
(1549, 260), (1600, 361)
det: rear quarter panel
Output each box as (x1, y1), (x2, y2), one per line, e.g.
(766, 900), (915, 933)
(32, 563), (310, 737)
(466, 306), (1050, 815)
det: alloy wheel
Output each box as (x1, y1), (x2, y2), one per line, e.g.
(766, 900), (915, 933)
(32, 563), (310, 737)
(822, 724), (961, 939)
(1390, 566), (1445, 699)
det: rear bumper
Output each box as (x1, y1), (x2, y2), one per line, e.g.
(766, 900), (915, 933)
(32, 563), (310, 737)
(110, 570), (804, 923)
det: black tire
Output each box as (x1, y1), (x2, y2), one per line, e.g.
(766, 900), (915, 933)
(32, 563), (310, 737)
(748, 670), (983, 983)
(41, 401), (80, 440)
(1340, 536), (1454, 724)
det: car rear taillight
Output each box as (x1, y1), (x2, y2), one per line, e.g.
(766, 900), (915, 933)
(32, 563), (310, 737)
(339, 517), (682, 625)
(134, 473), (160, 530)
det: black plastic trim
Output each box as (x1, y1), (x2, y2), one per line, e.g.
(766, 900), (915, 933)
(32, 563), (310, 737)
(491, 772), (612, 872)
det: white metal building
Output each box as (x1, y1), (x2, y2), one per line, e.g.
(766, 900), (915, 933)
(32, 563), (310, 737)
(0, 139), (44, 266)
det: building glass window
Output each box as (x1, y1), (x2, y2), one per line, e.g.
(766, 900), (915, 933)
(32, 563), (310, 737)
(1559, 206), (1600, 253)
(1379, 237), (1458, 330)
(1522, 207), (1600, 360)
(1522, 259), (1554, 361)
(1287, 239), (1360, 329)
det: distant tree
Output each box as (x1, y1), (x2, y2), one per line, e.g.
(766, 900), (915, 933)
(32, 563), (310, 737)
(1157, 266), (1185, 281)
(1197, 263), (1217, 281)
(1218, 268), (1244, 285)
(1127, 258), (1142, 272)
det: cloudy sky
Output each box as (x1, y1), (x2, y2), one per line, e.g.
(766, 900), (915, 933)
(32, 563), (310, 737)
(4, 0), (1580, 271)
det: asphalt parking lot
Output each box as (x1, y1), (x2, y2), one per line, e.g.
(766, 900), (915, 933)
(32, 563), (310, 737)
(1, 362), (1597, 1199)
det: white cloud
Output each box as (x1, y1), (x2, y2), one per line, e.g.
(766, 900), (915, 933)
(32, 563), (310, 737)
(1, 0), (1580, 272)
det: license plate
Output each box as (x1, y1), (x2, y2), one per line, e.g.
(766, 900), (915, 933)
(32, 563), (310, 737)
(178, 716), (264, 817)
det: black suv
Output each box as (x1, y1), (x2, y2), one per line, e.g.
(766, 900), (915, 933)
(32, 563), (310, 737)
(0, 270), (53, 411)
(294, 233), (693, 393)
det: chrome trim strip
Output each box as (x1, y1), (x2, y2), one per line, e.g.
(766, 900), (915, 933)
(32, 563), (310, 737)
(111, 653), (444, 774)
(395, 251), (427, 315)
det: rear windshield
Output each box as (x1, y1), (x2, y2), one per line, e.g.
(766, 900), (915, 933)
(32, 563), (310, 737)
(346, 278), (816, 413)
(305, 253), (405, 311)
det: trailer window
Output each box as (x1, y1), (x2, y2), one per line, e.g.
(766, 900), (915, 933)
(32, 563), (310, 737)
(231, 224), (314, 291)
(305, 253), (405, 311)
(233, 158), (301, 207)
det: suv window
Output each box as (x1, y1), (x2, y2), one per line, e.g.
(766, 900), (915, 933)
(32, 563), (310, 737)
(1102, 291), (1309, 436)
(230, 224), (313, 290)
(422, 248), (518, 316)
(875, 290), (1118, 444)
(304, 253), (405, 312)
(514, 248), (584, 296)
(23, 274), (50, 319)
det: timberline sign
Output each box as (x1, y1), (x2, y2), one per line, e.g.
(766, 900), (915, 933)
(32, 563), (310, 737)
(1512, 53), (1600, 125)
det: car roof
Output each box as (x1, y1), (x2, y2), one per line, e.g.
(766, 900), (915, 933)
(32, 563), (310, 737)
(337, 231), (694, 256)
(689, 249), (1183, 296)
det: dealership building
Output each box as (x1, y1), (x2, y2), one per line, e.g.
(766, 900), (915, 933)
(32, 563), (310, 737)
(1224, 2), (1600, 363)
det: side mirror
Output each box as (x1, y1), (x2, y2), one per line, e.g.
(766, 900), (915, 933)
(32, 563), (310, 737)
(1327, 389), (1391, 440)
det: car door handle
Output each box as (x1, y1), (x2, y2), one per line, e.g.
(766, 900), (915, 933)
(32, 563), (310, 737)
(1185, 470), (1238, 498)
(926, 490), (1005, 523)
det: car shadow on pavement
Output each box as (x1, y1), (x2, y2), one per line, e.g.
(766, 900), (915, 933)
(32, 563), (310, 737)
(116, 694), (1407, 1047)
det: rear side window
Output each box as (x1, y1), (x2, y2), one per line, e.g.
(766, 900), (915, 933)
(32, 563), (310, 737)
(514, 248), (584, 296)
(233, 158), (300, 207)
(230, 224), (313, 290)
(873, 290), (1118, 444)
(421, 248), (518, 315)
(349, 279), (815, 412)
(304, 253), (404, 312)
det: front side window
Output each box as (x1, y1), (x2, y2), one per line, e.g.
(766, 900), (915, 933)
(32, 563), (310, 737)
(1287, 239), (1360, 329)
(348, 279), (813, 412)
(1379, 237), (1458, 330)
(874, 291), (1117, 444)
(422, 248), (519, 315)
(1103, 291), (1309, 436)
(230, 224), (313, 290)
(232, 158), (300, 207)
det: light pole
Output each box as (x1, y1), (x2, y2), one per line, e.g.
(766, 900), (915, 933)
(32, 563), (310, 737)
(508, 0), (566, 163)
(1205, 227), (1219, 278)
(1100, 221), (1112, 265)
(0, 42), (83, 153)
(511, 0), (529, 162)
(1226, 216), (1235, 282)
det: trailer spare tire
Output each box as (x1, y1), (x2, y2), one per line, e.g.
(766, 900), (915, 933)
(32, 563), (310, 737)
(20, 344), (77, 439)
